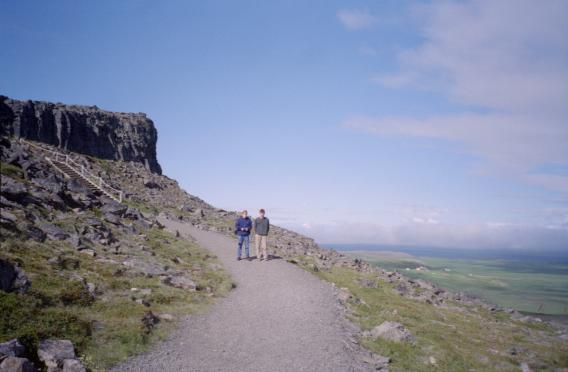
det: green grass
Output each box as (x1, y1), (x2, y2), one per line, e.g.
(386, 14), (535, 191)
(0, 225), (231, 371)
(315, 266), (568, 371)
(351, 254), (568, 315)
(0, 161), (24, 179)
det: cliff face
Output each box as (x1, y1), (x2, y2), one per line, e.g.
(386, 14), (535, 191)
(0, 96), (162, 174)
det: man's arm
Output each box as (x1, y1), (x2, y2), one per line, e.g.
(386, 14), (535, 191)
(267, 218), (270, 234)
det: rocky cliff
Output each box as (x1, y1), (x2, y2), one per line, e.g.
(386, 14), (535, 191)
(0, 96), (162, 174)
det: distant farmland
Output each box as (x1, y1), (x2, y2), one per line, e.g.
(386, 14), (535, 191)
(343, 250), (568, 315)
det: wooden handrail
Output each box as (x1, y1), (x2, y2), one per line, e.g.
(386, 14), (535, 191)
(19, 138), (124, 203)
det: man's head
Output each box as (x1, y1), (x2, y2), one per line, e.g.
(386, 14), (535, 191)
(259, 209), (265, 217)
(241, 210), (248, 218)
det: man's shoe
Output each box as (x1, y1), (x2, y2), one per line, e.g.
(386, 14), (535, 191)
(237, 257), (241, 261)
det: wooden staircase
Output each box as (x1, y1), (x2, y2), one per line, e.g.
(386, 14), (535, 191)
(19, 138), (124, 203)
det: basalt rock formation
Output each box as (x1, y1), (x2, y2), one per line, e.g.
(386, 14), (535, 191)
(0, 96), (162, 174)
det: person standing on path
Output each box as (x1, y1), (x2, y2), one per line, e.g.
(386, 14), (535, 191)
(254, 209), (270, 261)
(235, 210), (252, 261)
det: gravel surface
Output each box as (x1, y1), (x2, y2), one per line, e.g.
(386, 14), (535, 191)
(112, 218), (368, 372)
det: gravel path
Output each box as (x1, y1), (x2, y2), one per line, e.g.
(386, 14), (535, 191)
(112, 218), (367, 372)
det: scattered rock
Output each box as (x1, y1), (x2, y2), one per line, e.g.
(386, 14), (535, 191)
(160, 275), (197, 291)
(0, 357), (36, 372)
(103, 213), (121, 225)
(520, 362), (534, 372)
(0, 178), (28, 203)
(141, 311), (160, 334)
(37, 340), (79, 370)
(135, 298), (151, 307)
(123, 207), (142, 220)
(368, 321), (415, 344)
(62, 358), (86, 372)
(24, 224), (47, 242)
(337, 288), (353, 303)
(101, 202), (128, 216)
(0, 259), (30, 294)
(78, 248), (96, 257)
(0, 339), (26, 358)
(358, 279), (378, 288)
(193, 208), (204, 218)
(39, 223), (70, 240)
(144, 180), (161, 189)
(158, 313), (175, 322)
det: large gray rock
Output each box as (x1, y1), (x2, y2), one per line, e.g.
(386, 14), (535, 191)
(101, 202), (127, 216)
(1, 96), (162, 174)
(37, 340), (81, 370)
(0, 339), (26, 358)
(0, 260), (30, 294)
(61, 358), (86, 372)
(0, 357), (36, 372)
(39, 223), (70, 240)
(368, 321), (415, 344)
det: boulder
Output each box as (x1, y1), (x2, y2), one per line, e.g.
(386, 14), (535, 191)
(193, 208), (205, 218)
(337, 288), (353, 303)
(143, 180), (161, 189)
(31, 176), (63, 194)
(0, 339), (26, 358)
(39, 223), (70, 240)
(369, 321), (415, 344)
(0, 210), (17, 230)
(0, 260), (30, 294)
(65, 179), (88, 194)
(62, 358), (85, 372)
(141, 311), (160, 334)
(0, 357), (36, 372)
(25, 224), (47, 242)
(123, 207), (142, 220)
(37, 340), (77, 370)
(101, 202), (127, 216)
(103, 213), (121, 225)
(0, 178), (28, 203)
(358, 279), (378, 288)
(160, 275), (197, 291)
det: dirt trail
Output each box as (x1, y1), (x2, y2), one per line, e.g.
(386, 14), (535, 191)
(112, 218), (367, 371)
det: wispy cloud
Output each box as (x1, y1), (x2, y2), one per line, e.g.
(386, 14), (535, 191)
(352, 0), (568, 192)
(337, 9), (377, 30)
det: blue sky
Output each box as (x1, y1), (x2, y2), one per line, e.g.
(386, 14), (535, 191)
(1, 0), (567, 250)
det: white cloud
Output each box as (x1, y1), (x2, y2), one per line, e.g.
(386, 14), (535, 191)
(358, 0), (568, 192)
(288, 220), (568, 250)
(337, 9), (378, 30)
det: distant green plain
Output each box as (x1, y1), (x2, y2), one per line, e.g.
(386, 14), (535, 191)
(345, 251), (568, 315)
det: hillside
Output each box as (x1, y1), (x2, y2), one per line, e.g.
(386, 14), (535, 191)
(1, 97), (567, 371)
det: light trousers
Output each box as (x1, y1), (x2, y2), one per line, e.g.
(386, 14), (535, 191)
(255, 235), (268, 259)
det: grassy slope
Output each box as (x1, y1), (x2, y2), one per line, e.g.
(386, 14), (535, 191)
(0, 228), (231, 371)
(0, 159), (232, 371)
(285, 254), (568, 371)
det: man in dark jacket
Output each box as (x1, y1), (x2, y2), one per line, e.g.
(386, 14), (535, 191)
(235, 210), (252, 261)
(253, 209), (270, 261)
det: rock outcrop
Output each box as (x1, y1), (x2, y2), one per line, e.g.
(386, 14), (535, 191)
(0, 96), (162, 174)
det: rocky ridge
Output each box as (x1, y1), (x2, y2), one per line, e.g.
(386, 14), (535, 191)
(0, 96), (162, 174)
